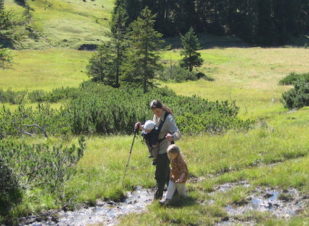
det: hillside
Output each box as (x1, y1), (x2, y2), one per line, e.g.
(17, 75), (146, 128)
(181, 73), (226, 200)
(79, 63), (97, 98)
(5, 0), (114, 49)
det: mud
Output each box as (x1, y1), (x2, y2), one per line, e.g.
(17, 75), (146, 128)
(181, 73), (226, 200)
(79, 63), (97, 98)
(20, 187), (153, 226)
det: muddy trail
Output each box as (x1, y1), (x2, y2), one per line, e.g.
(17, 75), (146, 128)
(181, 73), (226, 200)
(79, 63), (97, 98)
(20, 187), (154, 226)
(20, 181), (308, 226)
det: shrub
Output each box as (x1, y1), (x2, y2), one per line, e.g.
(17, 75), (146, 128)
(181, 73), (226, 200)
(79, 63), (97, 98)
(0, 159), (22, 218)
(0, 137), (85, 193)
(0, 83), (252, 136)
(28, 87), (80, 103)
(279, 72), (309, 85)
(27, 90), (46, 102)
(158, 65), (197, 82)
(282, 79), (309, 109)
(0, 89), (26, 104)
(66, 82), (248, 135)
(0, 104), (72, 138)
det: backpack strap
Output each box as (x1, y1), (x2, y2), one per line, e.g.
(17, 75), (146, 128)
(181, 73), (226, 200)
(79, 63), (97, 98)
(157, 112), (170, 143)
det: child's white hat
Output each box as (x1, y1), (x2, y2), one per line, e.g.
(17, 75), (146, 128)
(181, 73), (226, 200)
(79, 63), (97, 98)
(143, 120), (156, 131)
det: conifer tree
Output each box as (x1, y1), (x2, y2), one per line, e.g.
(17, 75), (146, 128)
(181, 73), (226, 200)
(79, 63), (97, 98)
(86, 42), (116, 85)
(121, 7), (164, 93)
(110, 0), (129, 87)
(180, 27), (203, 72)
(0, 0), (4, 11)
(87, 0), (129, 87)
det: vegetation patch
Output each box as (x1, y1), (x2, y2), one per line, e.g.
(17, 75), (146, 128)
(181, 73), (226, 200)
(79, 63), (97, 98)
(279, 72), (309, 85)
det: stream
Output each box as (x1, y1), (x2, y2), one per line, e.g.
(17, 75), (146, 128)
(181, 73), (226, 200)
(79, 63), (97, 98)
(20, 187), (154, 226)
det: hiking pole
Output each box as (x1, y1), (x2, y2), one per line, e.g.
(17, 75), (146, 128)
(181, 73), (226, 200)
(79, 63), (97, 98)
(121, 128), (138, 186)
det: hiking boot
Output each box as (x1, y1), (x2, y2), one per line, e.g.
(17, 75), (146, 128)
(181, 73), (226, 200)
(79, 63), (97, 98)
(154, 190), (163, 200)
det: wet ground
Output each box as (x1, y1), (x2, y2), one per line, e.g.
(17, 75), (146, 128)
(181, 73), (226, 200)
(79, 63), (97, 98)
(20, 187), (153, 226)
(212, 181), (309, 225)
(20, 181), (308, 226)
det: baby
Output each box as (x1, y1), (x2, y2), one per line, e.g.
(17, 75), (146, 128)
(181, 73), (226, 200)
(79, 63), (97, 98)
(141, 120), (159, 165)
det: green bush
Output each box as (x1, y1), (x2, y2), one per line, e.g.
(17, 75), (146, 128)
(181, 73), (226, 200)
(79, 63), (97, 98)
(282, 79), (309, 109)
(0, 159), (22, 219)
(28, 87), (80, 103)
(0, 137), (85, 223)
(158, 65), (197, 82)
(0, 89), (27, 104)
(279, 72), (309, 85)
(0, 104), (72, 138)
(66, 82), (248, 135)
(0, 137), (85, 193)
(0, 83), (251, 136)
(177, 112), (252, 135)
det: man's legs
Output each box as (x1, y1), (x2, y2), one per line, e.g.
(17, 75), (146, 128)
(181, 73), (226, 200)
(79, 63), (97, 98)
(155, 153), (170, 199)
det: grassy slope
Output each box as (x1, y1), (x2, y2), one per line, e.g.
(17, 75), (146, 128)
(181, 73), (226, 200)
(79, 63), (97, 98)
(5, 0), (113, 48)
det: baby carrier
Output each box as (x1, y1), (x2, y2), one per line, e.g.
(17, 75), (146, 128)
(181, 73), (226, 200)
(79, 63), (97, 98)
(142, 112), (170, 147)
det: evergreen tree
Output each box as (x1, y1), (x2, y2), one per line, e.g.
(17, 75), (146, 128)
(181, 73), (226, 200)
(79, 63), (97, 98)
(110, 0), (129, 87)
(87, 0), (129, 87)
(121, 7), (164, 93)
(0, 6), (24, 48)
(0, 0), (4, 11)
(87, 42), (116, 85)
(180, 27), (203, 72)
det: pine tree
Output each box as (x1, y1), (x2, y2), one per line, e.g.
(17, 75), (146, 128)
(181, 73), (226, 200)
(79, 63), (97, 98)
(110, 0), (129, 87)
(121, 7), (164, 93)
(180, 27), (203, 72)
(86, 42), (116, 85)
(0, 0), (4, 11)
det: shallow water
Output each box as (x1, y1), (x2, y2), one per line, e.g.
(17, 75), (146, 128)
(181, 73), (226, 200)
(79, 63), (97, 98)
(215, 182), (309, 225)
(21, 187), (154, 226)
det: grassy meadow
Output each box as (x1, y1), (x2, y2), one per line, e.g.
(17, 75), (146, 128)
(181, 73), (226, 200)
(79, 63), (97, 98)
(1, 0), (309, 224)
(2, 47), (308, 225)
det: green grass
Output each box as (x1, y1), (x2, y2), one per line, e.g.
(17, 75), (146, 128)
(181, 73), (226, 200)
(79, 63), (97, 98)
(5, 0), (114, 49)
(162, 47), (309, 119)
(0, 49), (90, 90)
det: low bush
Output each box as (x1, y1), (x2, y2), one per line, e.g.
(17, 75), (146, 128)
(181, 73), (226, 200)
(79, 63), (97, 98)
(158, 65), (197, 82)
(279, 72), (309, 85)
(28, 87), (80, 103)
(0, 83), (252, 136)
(0, 104), (72, 138)
(0, 137), (85, 222)
(282, 79), (309, 109)
(0, 89), (27, 104)
(66, 82), (249, 135)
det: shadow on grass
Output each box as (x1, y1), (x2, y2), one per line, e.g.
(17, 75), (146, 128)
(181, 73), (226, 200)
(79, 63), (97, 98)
(165, 195), (198, 208)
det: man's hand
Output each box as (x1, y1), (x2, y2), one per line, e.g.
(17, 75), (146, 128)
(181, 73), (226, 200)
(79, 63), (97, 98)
(165, 133), (174, 142)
